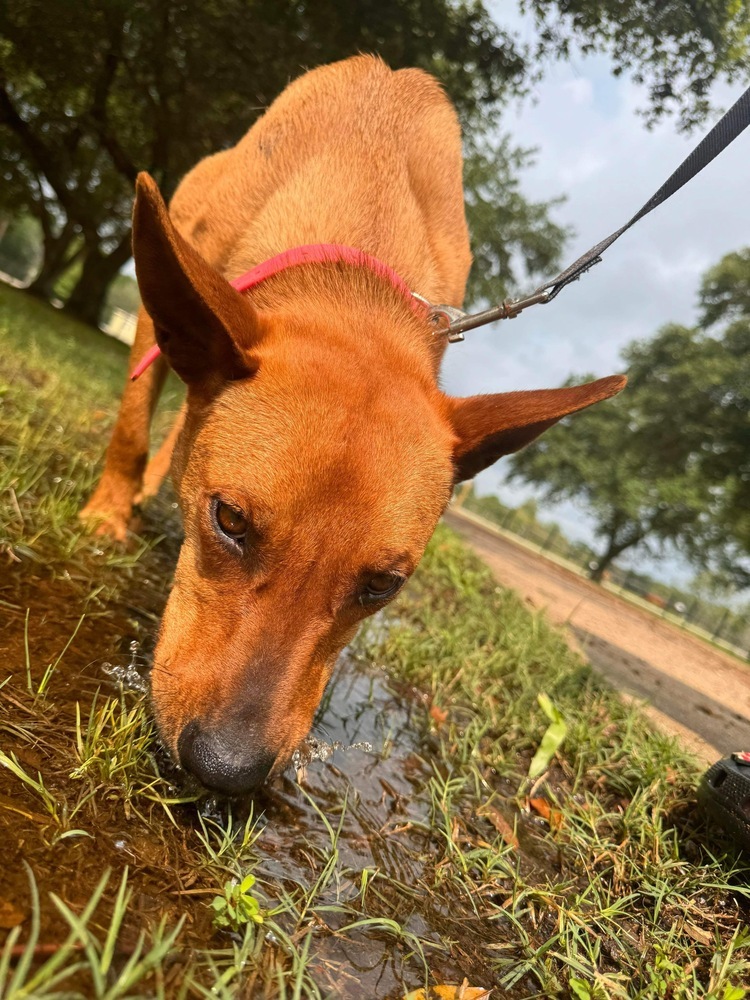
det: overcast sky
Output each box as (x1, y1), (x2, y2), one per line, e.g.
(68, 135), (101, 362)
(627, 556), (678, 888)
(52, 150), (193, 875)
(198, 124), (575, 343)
(441, 7), (750, 583)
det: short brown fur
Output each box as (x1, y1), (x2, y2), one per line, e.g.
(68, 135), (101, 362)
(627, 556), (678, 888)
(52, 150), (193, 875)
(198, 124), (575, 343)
(83, 56), (625, 792)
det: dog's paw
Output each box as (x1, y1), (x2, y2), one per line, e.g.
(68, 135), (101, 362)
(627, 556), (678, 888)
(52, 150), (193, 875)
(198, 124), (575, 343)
(79, 501), (132, 543)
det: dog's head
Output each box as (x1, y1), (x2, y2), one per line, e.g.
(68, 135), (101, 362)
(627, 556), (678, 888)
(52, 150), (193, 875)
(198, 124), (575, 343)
(133, 173), (625, 794)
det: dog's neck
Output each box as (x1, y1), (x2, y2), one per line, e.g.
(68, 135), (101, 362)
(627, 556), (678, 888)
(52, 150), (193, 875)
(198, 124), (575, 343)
(247, 263), (446, 383)
(242, 255), (447, 379)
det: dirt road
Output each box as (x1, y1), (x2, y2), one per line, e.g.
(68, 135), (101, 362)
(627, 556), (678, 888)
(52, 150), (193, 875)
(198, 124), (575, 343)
(444, 508), (750, 761)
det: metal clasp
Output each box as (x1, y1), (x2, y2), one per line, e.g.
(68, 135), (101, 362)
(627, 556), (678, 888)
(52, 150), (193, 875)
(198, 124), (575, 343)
(414, 288), (552, 344)
(445, 289), (552, 339)
(411, 294), (468, 343)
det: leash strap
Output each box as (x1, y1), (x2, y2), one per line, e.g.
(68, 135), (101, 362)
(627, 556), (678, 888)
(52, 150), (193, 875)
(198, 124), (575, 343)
(444, 82), (750, 339)
(537, 84), (750, 301)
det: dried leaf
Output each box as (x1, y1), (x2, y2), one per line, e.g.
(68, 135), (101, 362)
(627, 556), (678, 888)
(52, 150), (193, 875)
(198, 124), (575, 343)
(477, 804), (518, 850)
(684, 923), (712, 947)
(450, 815), (461, 844)
(429, 704), (448, 728)
(528, 797), (564, 831)
(0, 897), (26, 929)
(403, 980), (491, 1000)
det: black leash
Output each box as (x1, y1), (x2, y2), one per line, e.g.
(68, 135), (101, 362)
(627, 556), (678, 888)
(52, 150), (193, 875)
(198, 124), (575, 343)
(442, 82), (750, 341)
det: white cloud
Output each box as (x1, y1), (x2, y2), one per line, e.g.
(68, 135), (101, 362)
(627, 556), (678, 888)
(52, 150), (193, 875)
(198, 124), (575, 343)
(558, 150), (608, 187)
(562, 77), (594, 106)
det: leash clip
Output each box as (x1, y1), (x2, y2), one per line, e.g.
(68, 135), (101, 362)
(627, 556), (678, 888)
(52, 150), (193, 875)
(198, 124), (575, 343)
(415, 287), (552, 344)
(411, 294), (468, 342)
(430, 304), (470, 343)
(445, 288), (552, 340)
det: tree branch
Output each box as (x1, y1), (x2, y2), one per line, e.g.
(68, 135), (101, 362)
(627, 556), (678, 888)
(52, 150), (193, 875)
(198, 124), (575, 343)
(87, 21), (139, 183)
(0, 83), (78, 216)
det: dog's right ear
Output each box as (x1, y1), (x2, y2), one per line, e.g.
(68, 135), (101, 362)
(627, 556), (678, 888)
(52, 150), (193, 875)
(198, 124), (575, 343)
(132, 172), (261, 389)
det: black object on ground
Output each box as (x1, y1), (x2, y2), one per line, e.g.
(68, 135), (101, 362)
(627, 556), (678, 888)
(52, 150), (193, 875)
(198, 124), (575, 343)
(699, 753), (750, 853)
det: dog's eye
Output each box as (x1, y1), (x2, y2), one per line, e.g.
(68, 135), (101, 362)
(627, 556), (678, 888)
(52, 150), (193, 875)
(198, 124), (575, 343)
(215, 501), (248, 542)
(360, 572), (405, 605)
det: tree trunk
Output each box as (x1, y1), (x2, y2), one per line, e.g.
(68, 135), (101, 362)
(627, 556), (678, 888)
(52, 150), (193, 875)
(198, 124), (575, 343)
(589, 557), (613, 584)
(62, 235), (132, 327)
(26, 223), (81, 301)
(589, 534), (643, 583)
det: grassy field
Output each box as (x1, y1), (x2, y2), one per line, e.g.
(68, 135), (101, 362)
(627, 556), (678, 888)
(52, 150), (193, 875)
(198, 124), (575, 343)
(0, 282), (749, 999)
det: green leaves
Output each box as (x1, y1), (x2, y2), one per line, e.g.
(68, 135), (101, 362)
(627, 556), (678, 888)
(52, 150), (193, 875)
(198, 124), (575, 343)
(569, 978), (593, 1000)
(722, 986), (747, 1000)
(5, 1), (750, 325)
(528, 692), (567, 779)
(524, 0), (750, 132)
(210, 874), (264, 932)
(463, 137), (568, 306)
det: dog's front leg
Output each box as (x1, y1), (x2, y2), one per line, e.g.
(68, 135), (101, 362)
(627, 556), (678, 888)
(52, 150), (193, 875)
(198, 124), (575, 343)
(133, 403), (186, 506)
(81, 306), (169, 541)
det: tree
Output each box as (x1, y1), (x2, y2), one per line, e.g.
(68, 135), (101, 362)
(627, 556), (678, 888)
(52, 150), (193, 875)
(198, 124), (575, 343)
(2, 1), (749, 325)
(461, 484), (513, 525)
(508, 249), (750, 586)
(697, 253), (750, 580)
(464, 137), (569, 305)
(507, 371), (712, 581)
(523, 0), (750, 131)
(0, 0), (530, 324)
(624, 254), (750, 586)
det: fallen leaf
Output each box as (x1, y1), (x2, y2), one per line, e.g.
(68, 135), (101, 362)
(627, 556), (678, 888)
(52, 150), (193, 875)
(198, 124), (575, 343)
(451, 815), (461, 845)
(684, 923), (712, 947)
(403, 979), (491, 1000)
(0, 898), (26, 929)
(528, 797), (564, 831)
(477, 804), (518, 850)
(429, 704), (448, 728)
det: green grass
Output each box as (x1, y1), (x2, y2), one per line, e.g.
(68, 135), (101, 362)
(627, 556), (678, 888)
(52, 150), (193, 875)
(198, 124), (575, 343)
(1, 282), (748, 998)
(360, 532), (750, 996)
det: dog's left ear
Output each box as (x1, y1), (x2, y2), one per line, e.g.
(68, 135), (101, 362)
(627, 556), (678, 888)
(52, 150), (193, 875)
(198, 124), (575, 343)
(447, 374), (627, 482)
(132, 172), (262, 390)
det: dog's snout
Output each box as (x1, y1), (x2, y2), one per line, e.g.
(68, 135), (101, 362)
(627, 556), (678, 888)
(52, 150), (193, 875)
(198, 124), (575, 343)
(177, 719), (277, 795)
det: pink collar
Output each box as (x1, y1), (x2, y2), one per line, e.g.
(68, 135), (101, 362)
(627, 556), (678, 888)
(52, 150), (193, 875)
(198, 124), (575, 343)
(130, 243), (424, 380)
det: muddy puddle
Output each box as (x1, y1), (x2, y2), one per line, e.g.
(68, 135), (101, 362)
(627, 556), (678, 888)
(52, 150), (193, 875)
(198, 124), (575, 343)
(0, 522), (552, 998)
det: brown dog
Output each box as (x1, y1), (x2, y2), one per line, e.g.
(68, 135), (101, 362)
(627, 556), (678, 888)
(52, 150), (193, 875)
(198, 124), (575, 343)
(83, 56), (624, 793)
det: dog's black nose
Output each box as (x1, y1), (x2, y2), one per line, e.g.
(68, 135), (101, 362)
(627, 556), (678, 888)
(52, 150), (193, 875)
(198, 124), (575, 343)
(177, 720), (277, 795)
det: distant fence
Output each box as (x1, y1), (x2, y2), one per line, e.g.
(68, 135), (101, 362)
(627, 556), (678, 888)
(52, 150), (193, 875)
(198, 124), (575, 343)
(102, 306), (137, 345)
(454, 503), (750, 662)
